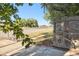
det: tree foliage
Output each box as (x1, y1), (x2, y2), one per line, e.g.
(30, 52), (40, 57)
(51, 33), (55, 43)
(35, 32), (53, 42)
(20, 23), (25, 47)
(43, 3), (79, 22)
(0, 3), (34, 48)
(19, 18), (39, 27)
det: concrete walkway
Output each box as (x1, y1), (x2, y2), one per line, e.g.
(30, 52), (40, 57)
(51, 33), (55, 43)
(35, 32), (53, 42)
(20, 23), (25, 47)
(0, 39), (66, 56)
(0, 39), (15, 48)
(13, 45), (66, 56)
(0, 41), (22, 56)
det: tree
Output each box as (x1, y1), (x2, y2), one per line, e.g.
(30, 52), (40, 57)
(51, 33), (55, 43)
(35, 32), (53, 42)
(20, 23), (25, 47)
(19, 18), (39, 27)
(0, 3), (34, 48)
(43, 3), (79, 33)
(26, 18), (38, 27)
(43, 4), (79, 18)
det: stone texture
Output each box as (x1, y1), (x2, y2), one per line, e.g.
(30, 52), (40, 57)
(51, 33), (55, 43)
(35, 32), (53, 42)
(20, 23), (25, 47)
(53, 16), (79, 49)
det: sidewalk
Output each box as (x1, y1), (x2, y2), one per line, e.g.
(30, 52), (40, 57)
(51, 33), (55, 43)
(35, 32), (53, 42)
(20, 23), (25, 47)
(0, 41), (22, 56)
(0, 35), (46, 56)
(0, 39), (15, 48)
(64, 48), (79, 56)
(13, 45), (66, 56)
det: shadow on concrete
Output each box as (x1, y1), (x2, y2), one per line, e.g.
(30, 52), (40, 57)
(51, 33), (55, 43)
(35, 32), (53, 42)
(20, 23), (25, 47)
(34, 32), (70, 56)
(12, 32), (70, 56)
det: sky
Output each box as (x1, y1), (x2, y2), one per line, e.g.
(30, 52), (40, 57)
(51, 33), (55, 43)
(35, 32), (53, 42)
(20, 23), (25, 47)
(17, 3), (49, 26)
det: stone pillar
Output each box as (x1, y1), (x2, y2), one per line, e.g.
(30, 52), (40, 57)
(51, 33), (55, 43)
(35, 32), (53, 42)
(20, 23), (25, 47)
(52, 16), (79, 49)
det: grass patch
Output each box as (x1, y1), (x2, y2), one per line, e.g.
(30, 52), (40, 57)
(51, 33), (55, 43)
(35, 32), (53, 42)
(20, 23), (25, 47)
(28, 27), (53, 38)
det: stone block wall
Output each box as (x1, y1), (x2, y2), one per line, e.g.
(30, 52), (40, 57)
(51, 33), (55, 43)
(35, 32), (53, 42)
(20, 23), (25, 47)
(53, 16), (79, 49)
